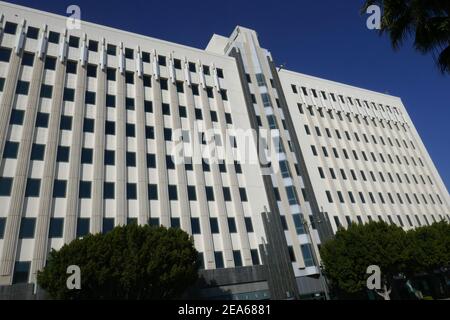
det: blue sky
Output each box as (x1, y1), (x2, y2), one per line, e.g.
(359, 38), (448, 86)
(4, 0), (450, 191)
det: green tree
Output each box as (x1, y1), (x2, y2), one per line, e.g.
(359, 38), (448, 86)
(37, 224), (199, 300)
(362, 0), (450, 74)
(320, 221), (410, 299)
(406, 221), (450, 275)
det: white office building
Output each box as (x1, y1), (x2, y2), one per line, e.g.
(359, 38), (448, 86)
(0, 2), (448, 299)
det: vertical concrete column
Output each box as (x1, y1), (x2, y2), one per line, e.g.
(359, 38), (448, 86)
(31, 50), (66, 281)
(63, 58), (87, 243)
(167, 64), (191, 233)
(212, 85), (252, 266)
(183, 82), (215, 269)
(134, 71), (150, 226)
(115, 47), (127, 226)
(90, 61), (106, 233)
(151, 54), (170, 227)
(0, 43), (22, 164)
(197, 74), (234, 267)
(0, 39), (45, 284)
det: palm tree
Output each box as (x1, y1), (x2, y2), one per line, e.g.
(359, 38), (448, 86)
(362, 0), (450, 74)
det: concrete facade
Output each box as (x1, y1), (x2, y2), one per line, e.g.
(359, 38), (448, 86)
(0, 2), (448, 299)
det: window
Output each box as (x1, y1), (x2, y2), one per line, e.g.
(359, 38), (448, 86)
(301, 244), (314, 267)
(104, 182), (115, 199)
(222, 187), (231, 201)
(40, 84), (53, 98)
(158, 55), (166, 66)
(126, 152), (136, 167)
(88, 40), (98, 52)
(245, 217), (254, 232)
(168, 185), (178, 200)
(191, 218), (201, 234)
(292, 214), (305, 235)
(44, 204), (70, 230)
(210, 218), (219, 234)
(31, 144), (45, 161)
(13, 262), (30, 284)
(53, 180), (67, 198)
(239, 188), (248, 202)
(251, 249), (260, 265)
(125, 71), (134, 84)
(228, 217), (237, 233)
(164, 128), (172, 141)
(214, 252), (224, 269)
(25, 179), (41, 197)
(63, 88), (75, 101)
(127, 183), (137, 199)
(107, 44), (116, 56)
(146, 154), (156, 168)
(4, 22), (18, 34)
(0, 218), (6, 238)
(171, 217), (180, 229)
(145, 101), (153, 113)
(142, 51), (150, 63)
(0, 177), (13, 196)
(106, 94), (116, 108)
(205, 186), (214, 201)
(326, 190), (333, 203)
(16, 81), (29, 95)
(216, 68), (224, 78)
(166, 155), (175, 170)
(3, 141), (19, 159)
(107, 68), (116, 81)
(233, 251), (243, 267)
(79, 181), (91, 198)
(0, 47), (12, 62)
(21, 52), (35, 66)
(187, 62), (196, 73)
(60, 115), (72, 130)
(174, 59), (182, 69)
(188, 186), (197, 201)
(0, 77), (4, 92)
(83, 118), (94, 133)
(66, 60), (77, 74)
(105, 121), (115, 135)
(76, 218), (90, 238)
(56, 146), (70, 162)
(143, 74), (151, 87)
(102, 218), (115, 234)
(149, 218), (160, 227)
(125, 48), (133, 59)
(148, 184), (158, 200)
(85, 91), (96, 105)
(87, 64), (97, 78)
(10, 110), (24, 125)
(104, 150), (115, 165)
(69, 36), (79, 48)
(125, 123), (136, 137)
(19, 218), (36, 239)
(81, 148), (93, 164)
(48, 31), (60, 44)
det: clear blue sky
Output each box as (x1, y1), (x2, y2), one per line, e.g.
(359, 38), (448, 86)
(4, 0), (450, 191)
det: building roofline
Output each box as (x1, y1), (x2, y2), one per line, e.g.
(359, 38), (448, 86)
(0, 0), (235, 61)
(280, 68), (403, 102)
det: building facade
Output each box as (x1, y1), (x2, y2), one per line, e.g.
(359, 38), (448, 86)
(0, 2), (448, 299)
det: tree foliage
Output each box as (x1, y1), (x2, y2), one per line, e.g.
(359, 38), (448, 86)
(320, 221), (450, 296)
(362, 0), (450, 74)
(37, 224), (199, 300)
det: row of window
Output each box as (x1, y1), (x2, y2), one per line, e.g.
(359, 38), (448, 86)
(0, 177), (248, 202)
(292, 86), (404, 129)
(311, 145), (429, 183)
(3, 73), (229, 102)
(0, 215), (254, 240)
(1, 21), (225, 78)
(325, 189), (444, 207)
(303, 119), (416, 152)
(10, 246), (260, 284)
(317, 166), (434, 189)
(331, 212), (450, 230)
